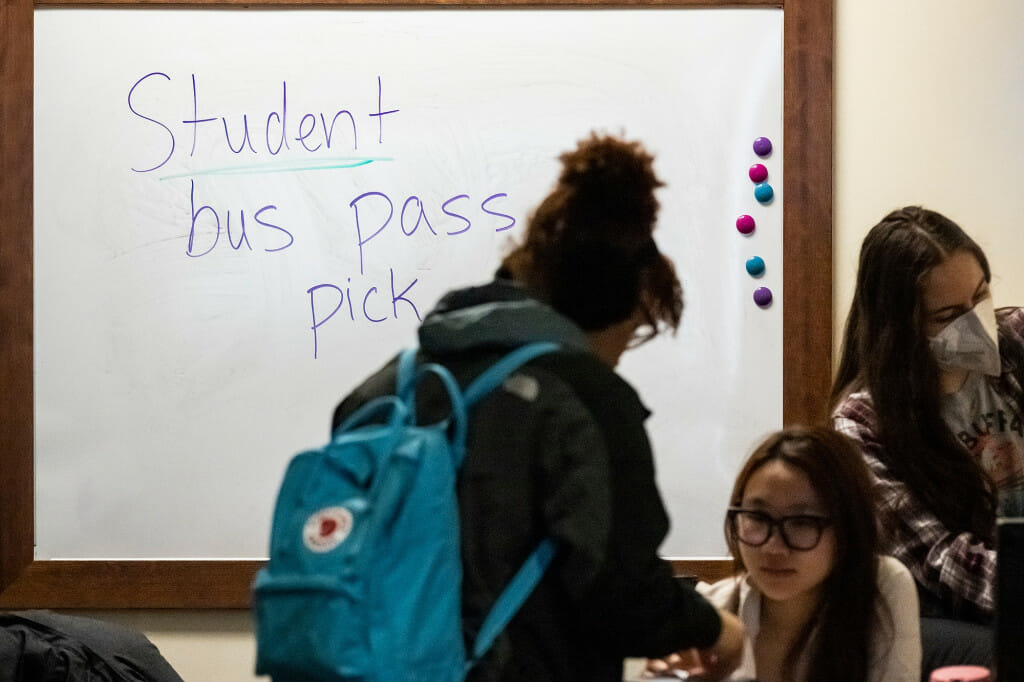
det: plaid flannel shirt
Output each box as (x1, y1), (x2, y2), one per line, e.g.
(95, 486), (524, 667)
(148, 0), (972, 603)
(832, 306), (1024, 623)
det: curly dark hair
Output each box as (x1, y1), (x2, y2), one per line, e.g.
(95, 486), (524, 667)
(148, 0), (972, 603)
(501, 132), (682, 339)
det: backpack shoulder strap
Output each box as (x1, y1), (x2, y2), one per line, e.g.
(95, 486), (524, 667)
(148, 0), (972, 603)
(462, 342), (561, 669)
(468, 537), (558, 667)
(396, 347), (420, 396)
(463, 342), (560, 408)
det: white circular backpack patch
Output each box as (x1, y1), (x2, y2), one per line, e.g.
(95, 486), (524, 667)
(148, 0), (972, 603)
(302, 506), (354, 553)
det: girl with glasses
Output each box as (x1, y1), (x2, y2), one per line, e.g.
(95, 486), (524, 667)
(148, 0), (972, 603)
(831, 206), (1024, 677)
(646, 426), (920, 681)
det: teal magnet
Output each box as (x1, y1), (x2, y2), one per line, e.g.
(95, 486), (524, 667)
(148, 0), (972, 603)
(754, 182), (774, 204)
(746, 256), (766, 277)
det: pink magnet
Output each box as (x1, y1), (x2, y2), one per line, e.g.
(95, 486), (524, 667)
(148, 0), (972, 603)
(748, 163), (768, 183)
(736, 214), (755, 235)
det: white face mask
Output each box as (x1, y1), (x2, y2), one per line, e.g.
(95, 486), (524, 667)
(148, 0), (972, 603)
(928, 296), (1001, 377)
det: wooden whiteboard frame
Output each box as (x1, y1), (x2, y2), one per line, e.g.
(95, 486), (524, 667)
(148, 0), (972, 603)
(0, 0), (832, 608)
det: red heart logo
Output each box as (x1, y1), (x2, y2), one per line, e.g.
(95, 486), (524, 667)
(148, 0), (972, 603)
(320, 518), (337, 537)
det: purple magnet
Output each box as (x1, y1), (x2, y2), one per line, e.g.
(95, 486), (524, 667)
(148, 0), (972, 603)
(736, 214), (755, 235)
(748, 163), (768, 183)
(753, 287), (773, 307)
(753, 137), (773, 157)
(754, 182), (774, 204)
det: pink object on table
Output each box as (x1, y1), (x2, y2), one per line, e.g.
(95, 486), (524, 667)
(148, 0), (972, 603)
(929, 665), (991, 682)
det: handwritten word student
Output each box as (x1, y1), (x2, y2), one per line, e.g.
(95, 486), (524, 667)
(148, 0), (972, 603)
(646, 426), (920, 682)
(830, 206), (1024, 676)
(332, 133), (743, 682)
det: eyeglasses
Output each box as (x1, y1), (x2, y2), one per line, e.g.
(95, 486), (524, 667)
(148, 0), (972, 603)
(627, 323), (656, 348)
(727, 507), (833, 551)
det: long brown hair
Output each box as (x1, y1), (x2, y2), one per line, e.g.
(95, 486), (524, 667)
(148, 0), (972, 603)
(726, 426), (883, 682)
(500, 132), (682, 340)
(829, 206), (998, 544)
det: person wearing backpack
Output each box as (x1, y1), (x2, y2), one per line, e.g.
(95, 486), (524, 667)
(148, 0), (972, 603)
(331, 132), (744, 682)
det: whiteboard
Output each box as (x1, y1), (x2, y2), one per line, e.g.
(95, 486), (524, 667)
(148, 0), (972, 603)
(33, 7), (783, 559)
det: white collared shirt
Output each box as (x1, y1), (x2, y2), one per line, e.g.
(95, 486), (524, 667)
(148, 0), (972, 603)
(696, 555), (921, 682)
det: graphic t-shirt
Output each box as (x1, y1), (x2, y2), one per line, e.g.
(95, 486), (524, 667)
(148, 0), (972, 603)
(942, 371), (1024, 516)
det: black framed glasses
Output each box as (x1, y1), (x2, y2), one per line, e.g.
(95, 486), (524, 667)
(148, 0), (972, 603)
(727, 507), (833, 551)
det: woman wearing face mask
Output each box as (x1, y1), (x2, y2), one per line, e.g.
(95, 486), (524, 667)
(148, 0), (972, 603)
(830, 206), (1024, 678)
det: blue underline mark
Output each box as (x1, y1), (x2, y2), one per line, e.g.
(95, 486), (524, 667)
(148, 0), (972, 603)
(159, 156), (393, 180)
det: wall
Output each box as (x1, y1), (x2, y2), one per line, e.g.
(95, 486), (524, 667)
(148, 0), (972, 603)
(833, 0), (1024, 339)
(66, 1), (1024, 679)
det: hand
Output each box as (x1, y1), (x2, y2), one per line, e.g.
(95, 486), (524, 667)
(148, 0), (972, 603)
(643, 649), (702, 677)
(694, 608), (744, 681)
(642, 607), (744, 680)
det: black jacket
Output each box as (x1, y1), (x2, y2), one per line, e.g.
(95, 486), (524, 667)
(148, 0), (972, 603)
(0, 610), (184, 682)
(332, 278), (721, 682)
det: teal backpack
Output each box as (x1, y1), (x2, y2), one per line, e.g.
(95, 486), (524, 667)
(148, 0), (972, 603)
(253, 343), (559, 682)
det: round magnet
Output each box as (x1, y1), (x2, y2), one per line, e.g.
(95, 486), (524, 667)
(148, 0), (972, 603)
(754, 182), (774, 204)
(736, 214), (755, 235)
(748, 163), (768, 183)
(753, 287), (773, 307)
(753, 137), (773, 157)
(746, 256), (766, 277)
